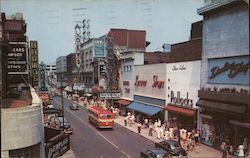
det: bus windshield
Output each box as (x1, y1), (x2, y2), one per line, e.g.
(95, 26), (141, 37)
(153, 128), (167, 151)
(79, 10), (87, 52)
(100, 114), (112, 119)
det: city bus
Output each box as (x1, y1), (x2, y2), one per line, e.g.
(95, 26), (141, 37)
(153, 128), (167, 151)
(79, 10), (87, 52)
(88, 106), (114, 129)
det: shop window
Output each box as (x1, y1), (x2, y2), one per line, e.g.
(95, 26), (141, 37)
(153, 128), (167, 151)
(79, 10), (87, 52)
(168, 86), (170, 90)
(168, 78), (170, 82)
(177, 91), (180, 100)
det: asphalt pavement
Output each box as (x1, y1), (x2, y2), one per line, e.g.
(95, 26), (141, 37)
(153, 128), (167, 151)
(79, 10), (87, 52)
(52, 96), (154, 158)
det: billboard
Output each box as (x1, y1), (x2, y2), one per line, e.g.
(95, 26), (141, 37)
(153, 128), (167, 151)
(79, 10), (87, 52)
(94, 39), (105, 57)
(30, 41), (39, 86)
(7, 42), (28, 74)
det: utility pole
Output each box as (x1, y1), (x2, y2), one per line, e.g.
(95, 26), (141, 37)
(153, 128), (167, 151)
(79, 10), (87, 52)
(60, 73), (64, 131)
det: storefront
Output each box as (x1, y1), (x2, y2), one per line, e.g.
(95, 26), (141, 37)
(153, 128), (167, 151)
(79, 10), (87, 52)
(127, 63), (166, 122)
(165, 61), (201, 130)
(197, 96), (249, 150)
(165, 104), (197, 131)
(116, 98), (132, 116)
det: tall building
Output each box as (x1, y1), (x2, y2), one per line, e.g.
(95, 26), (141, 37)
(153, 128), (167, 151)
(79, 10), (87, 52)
(45, 63), (56, 93)
(56, 56), (67, 88)
(1, 12), (45, 158)
(197, 0), (249, 150)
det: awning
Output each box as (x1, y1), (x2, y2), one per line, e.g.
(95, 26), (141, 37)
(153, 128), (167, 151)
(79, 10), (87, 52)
(117, 99), (131, 106)
(127, 102), (162, 116)
(64, 86), (72, 92)
(197, 99), (247, 114)
(165, 105), (196, 117)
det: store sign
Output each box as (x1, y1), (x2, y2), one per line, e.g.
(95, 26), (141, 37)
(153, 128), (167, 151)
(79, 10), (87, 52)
(152, 75), (164, 89)
(7, 43), (27, 73)
(40, 64), (47, 91)
(134, 75), (147, 87)
(172, 65), (186, 71)
(208, 56), (249, 85)
(100, 92), (121, 99)
(47, 136), (70, 158)
(75, 25), (81, 68)
(30, 41), (39, 86)
(94, 39), (105, 56)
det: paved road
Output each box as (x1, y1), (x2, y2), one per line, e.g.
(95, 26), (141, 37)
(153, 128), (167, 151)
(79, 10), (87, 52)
(52, 96), (154, 158)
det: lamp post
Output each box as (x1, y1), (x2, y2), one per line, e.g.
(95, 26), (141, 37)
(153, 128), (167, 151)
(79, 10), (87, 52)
(60, 73), (64, 132)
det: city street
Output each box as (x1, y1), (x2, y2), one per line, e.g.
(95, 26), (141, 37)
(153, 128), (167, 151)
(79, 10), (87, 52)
(52, 96), (154, 158)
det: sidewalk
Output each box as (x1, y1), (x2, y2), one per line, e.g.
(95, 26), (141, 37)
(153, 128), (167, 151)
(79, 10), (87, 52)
(73, 97), (236, 158)
(114, 115), (235, 158)
(60, 149), (76, 158)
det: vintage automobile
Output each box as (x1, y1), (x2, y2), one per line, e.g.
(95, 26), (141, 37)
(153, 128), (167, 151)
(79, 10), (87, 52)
(155, 140), (187, 157)
(57, 117), (73, 134)
(140, 148), (169, 158)
(70, 103), (79, 110)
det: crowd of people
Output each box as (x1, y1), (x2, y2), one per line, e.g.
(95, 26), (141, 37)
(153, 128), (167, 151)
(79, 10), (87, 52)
(123, 112), (201, 152)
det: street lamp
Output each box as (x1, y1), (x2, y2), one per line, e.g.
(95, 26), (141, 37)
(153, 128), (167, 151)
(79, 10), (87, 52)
(60, 73), (64, 132)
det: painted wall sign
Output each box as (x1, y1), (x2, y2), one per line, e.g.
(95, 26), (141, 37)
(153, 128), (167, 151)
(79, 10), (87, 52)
(134, 75), (147, 87)
(208, 56), (250, 85)
(172, 65), (186, 71)
(152, 75), (164, 89)
(46, 135), (70, 158)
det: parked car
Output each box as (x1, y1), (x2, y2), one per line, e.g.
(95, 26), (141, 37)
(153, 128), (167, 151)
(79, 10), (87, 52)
(155, 140), (187, 157)
(57, 117), (73, 134)
(70, 103), (79, 110)
(140, 148), (169, 158)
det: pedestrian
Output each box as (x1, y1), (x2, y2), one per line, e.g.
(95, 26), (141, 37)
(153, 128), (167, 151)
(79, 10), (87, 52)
(194, 130), (199, 144)
(237, 144), (244, 157)
(149, 123), (153, 136)
(144, 118), (149, 128)
(137, 122), (142, 134)
(124, 117), (127, 126)
(221, 141), (228, 158)
(131, 114), (135, 124)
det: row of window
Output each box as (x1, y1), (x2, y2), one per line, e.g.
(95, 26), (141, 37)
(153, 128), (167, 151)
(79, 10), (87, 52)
(124, 65), (132, 72)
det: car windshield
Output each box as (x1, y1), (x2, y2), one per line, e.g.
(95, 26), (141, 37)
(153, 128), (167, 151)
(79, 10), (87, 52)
(170, 143), (181, 149)
(58, 118), (69, 124)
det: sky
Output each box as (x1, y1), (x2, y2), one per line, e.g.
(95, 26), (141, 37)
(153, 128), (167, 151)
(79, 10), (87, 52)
(1, 0), (203, 64)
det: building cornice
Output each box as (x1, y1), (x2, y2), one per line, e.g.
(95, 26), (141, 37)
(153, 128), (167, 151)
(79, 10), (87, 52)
(197, 0), (243, 15)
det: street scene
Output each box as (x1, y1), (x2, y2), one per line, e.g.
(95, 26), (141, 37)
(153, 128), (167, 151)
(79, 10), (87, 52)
(1, 0), (249, 158)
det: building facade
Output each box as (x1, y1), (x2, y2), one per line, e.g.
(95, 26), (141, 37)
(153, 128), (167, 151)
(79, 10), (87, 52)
(1, 87), (45, 158)
(56, 56), (67, 88)
(166, 60), (201, 131)
(197, 0), (249, 150)
(127, 63), (166, 122)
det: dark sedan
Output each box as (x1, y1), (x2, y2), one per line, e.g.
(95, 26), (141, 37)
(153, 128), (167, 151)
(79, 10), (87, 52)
(70, 103), (79, 110)
(57, 117), (73, 134)
(155, 140), (187, 157)
(140, 148), (169, 158)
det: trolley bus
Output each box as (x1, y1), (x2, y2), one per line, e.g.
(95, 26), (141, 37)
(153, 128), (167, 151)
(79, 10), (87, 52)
(88, 106), (114, 129)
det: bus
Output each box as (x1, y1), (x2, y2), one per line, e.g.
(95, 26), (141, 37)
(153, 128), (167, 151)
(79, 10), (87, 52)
(88, 106), (114, 129)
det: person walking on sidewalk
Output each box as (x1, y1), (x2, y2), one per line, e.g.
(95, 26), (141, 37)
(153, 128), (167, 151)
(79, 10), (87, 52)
(221, 141), (228, 158)
(124, 117), (127, 126)
(149, 123), (153, 136)
(137, 122), (142, 134)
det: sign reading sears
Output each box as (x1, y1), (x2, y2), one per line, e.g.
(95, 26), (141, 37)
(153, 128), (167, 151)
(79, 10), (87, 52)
(47, 137), (69, 158)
